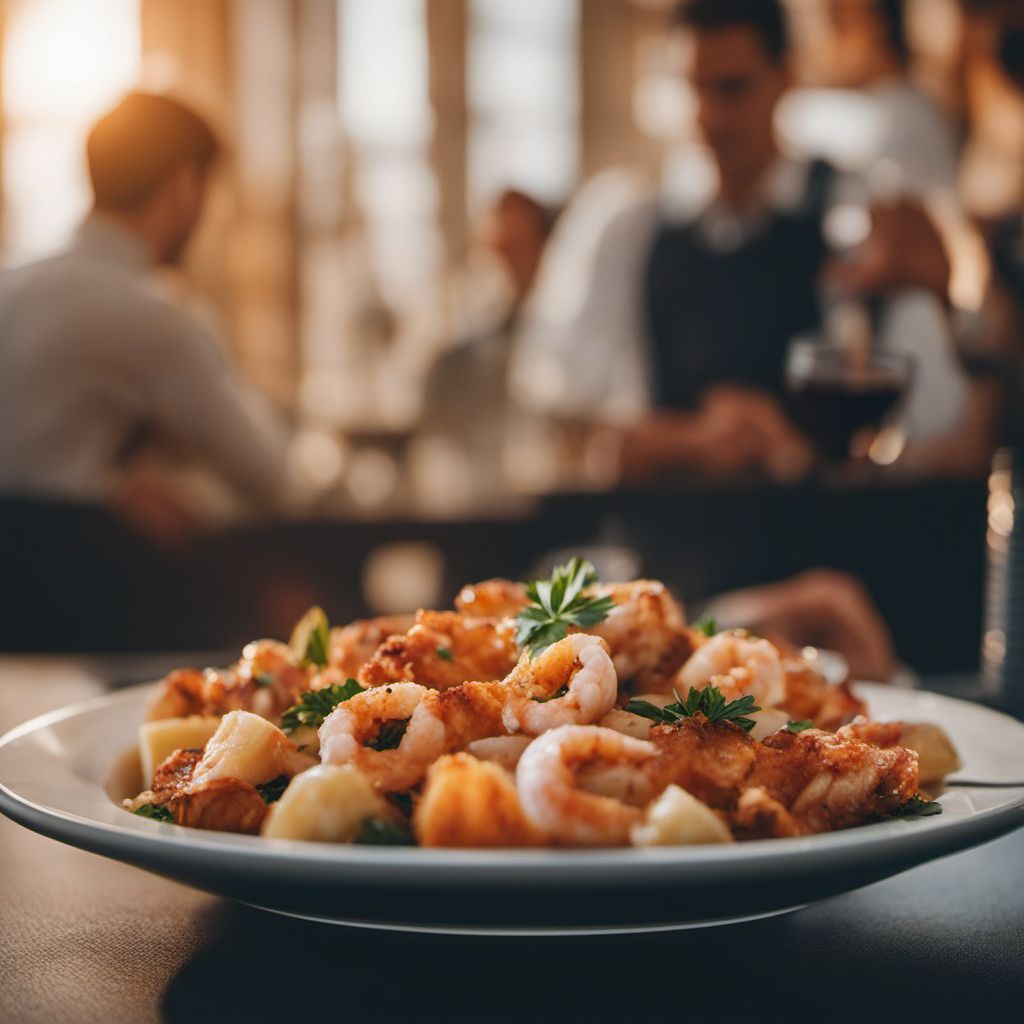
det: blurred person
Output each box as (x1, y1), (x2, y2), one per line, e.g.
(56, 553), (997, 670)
(0, 92), (290, 544)
(817, 0), (960, 195)
(410, 190), (558, 511)
(978, 22), (1024, 451)
(521, 0), (968, 482)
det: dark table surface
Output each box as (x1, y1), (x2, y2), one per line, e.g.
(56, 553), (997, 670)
(1, 658), (1022, 1023)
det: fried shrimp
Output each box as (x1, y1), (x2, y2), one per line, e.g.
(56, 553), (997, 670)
(677, 630), (785, 707)
(502, 634), (618, 736)
(516, 725), (658, 846)
(590, 580), (696, 691)
(318, 682), (447, 792)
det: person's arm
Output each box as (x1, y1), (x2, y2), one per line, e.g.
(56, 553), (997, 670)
(144, 308), (292, 513)
(701, 569), (896, 683)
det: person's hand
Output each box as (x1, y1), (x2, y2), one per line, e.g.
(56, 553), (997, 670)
(111, 467), (198, 551)
(619, 387), (815, 482)
(702, 568), (896, 683)
(823, 199), (950, 302)
(700, 385), (816, 480)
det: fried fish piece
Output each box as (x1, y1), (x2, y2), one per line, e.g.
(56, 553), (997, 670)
(415, 753), (546, 847)
(358, 610), (519, 691)
(454, 579), (529, 618)
(647, 715), (919, 838)
(780, 659), (867, 730)
(124, 746), (268, 835)
(145, 640), (313, 724)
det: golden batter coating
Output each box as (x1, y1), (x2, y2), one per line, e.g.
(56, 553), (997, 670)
(415, 753), (545, 847)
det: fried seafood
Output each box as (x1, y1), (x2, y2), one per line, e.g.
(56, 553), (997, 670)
(839, 719), (961, 786)
(125, 560), (953, 848)
(126, 745), (270, 835)
(319, 637), (616, 791)
(590, 580), (696, 691)
(677, 630), (786, 707)
(780, 659), (866, 729)
(456, 575), (695, 693)
(502, 633), (618, 736)
(145, 640), (312, 724)
(455, 578), (529, 618)
(318, 682), (448, 792)
(648, 717), (919, 837)
(415, 753), (545, 847)
(328, 615), (415, 678)
(357, 610), (519, 691)
(516, 725), (659, 846)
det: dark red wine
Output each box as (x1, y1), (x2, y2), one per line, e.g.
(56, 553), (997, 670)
(788, 378), (906, 460)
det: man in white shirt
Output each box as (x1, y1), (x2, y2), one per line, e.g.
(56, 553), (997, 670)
(513, 0), (967, 479)
(0, 93), (289, 524)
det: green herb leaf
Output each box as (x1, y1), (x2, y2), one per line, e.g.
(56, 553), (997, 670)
(256, 774), (289, 804)
(894, 794), (943, 818)
(133, 802), (174, 823)
(624, 685), (761, 733)
(280, 678), (364, 734)
(289, 606), (331, 668)
(693, 616), (719, 638)
(354, 817), (416, 846)
(514, 557), (615, 657)
(786, 719), (815, 733)
(255, 671), (275, 688)
(372, 719), (409, 751)
(532, 684), (569, 704)
(436, 645), (453, 661)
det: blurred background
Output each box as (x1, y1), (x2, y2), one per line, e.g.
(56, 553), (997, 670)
(2, 0), (1024, 686)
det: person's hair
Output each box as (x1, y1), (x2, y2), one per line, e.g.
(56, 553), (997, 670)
(87, 92), (220, 211)
(875, 0), (910, 65)
(671, 0), (790, 63)
(999, 24), (1024, 90)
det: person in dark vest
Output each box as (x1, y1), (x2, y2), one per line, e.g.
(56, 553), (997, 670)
(528, 0), (967, 480)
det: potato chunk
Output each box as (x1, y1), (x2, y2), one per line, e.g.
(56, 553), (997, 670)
(137, 715), (222, 786)
(898, 722), (961, 785)
(191, 710), (315, 788)
(630, 784), (733, 846)
(261, 765), (392, 842)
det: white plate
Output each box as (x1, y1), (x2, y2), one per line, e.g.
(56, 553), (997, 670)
(1, 682), (1023, 935)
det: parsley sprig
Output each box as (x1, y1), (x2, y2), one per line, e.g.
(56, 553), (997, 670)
(280, 678), (364, 734)
(256, 775), (289, 804)
(693, 616), (718, 638)
(625, 685), (761, 733)
(894, 794), (943, 818)
(786, 719), (815, 733)
(514, 558), (615, 657)
(133, 802), (174, 823)
(354, 817), (416, 845)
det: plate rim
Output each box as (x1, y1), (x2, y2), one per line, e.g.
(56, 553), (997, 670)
(2, 680), (1024, 885)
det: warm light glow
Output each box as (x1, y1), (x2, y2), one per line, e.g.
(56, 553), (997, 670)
(2, 0), (141, 261)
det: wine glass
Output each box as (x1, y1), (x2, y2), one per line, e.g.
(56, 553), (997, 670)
(785, 341), (914, 462)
